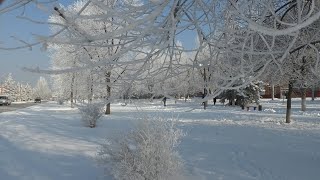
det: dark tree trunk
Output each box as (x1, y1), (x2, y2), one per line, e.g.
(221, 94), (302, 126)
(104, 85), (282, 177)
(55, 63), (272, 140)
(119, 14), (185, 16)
(271, 84), (275, 100)
(106, 103), (111, 114)
(105, 15), (114, 115)
(311, 85), (315, 101)
(301, 88), (306, 111)
(90, 81), (93, 103)
(74, 88), (77, 104)
(300, 57), (307, 111)
(70, 91), (74, 107)
(70, 73), (75, 108)
(105, 71), (111, 115)
(203, 88), (208, 110)
(203, 68), (208, 110)
(231, 91), (236, 106)
(286, 81), (293, 123)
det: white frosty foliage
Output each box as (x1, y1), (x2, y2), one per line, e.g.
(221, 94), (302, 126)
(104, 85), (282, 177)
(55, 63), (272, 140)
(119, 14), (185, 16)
(3, 0), (320, 104)
(78, 103), (104, 128)
(0, 73), (33, 101)
(97, 117), (185, 180)
(33, 76), (51, 100)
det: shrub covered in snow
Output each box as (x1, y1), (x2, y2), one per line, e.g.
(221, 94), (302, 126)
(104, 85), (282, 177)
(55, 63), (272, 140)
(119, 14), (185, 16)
(78, 103), (104, 128)
(57, 98), (64, 105)
(97, 117), (185, 180)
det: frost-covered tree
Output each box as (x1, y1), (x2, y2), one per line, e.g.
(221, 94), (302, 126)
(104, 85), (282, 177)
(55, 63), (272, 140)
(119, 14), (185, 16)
(252, 0), (320, 122)
(49, 0), (142, 114)
(179, 69), (202, 101)
(15, 82), (24, 101)
(33, 76), (51, 100)
(0, 73), (33, 101)
(39, 0), (200, 108)
(23, 83), (33, 101)
(3, 0), (320, 123)
(50, 43), (91, 107)
(2, 73), (16, 99)
(202, 0), (320, 122)
(236, 81), (263, 107)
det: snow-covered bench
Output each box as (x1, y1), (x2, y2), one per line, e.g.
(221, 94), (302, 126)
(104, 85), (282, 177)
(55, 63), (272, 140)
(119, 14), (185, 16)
(243, 104), (262, 111)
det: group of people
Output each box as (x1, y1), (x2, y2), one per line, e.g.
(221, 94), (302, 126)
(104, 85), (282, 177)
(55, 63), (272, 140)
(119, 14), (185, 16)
(162, 97), (218, 106)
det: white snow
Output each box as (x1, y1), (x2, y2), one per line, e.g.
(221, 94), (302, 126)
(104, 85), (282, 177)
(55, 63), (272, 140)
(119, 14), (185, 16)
(0, 98), (320, 180)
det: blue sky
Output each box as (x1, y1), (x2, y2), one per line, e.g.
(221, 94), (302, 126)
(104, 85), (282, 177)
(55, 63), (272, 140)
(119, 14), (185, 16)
(0, 0), (74, 85)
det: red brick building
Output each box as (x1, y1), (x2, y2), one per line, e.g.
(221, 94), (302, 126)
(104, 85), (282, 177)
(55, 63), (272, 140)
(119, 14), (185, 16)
(0, 86), (8, 95)
(262, 85), (320, 98)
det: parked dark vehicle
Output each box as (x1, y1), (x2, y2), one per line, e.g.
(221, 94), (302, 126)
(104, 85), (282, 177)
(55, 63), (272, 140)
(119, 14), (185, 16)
(0, 95), (12, 106)
(34, 97), (41, 103)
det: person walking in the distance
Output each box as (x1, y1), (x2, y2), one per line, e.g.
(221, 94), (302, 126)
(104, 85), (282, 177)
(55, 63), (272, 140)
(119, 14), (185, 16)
(162, 97), (167, 107)
(213, 97), (217, 105)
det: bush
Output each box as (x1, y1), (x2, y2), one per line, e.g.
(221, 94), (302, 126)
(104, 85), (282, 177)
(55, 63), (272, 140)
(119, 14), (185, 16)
(78, 103), (104, 128)
(97, 117), (185, 180)
(57, 98), (64, 105)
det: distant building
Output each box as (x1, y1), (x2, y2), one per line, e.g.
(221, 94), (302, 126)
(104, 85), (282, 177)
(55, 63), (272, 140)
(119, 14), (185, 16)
(262, 84), (320, 98)
(0, 86), (9, 95)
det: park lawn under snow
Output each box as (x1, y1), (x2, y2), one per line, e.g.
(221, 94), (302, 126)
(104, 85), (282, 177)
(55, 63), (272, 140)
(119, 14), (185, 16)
(0, 98), (320, 180)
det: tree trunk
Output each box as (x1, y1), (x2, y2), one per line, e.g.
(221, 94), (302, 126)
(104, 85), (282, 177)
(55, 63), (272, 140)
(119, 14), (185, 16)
(311, 85), (315, 101)
(203, 68), (208, 110)
(300, 56), (307, 111)
(70, 91), (74, 108)
(271, 84), (275, 100)
(86, 73), (94, 103)
(74, 88), (77, 104)
(89, 89), (93, 103)
(70, 73), (75, 108)
(106, 103), (111, 114)
(203, 100), (208, 110)
(286, 81), (293, 123)
(231, 91), (236, 106)
(203, 89), (208, 110)
(90, 74), (94, 103)
(105, 71), (111, 115)
(301, 88), (306, 111)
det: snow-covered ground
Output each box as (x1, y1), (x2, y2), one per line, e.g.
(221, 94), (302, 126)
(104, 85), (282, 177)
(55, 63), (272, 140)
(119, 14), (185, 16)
(0, 98), (319, 180)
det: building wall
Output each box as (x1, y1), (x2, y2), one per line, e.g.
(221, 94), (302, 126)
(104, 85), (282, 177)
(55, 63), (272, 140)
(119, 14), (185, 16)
(262, 85), (320, 98)
(263, 85), (283, 98)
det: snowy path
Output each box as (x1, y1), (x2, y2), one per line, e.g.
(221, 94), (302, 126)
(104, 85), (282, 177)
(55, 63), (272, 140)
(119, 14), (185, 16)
(180, 124), (320, 180)
(0, 99), (319, 180)
(0, 103), (105, 180)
